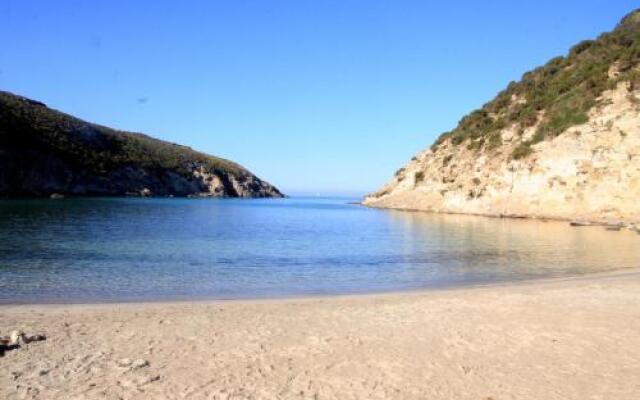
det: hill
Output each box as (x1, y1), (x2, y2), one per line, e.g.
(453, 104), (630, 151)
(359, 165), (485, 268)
(364, 10), (640, 223)
(0, 91), (283, 198)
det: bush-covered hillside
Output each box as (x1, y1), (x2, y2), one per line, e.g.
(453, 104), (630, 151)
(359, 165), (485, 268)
(0, 91), (283, 197)
(431, 9), (640, 159)
(0, 91), (246, 176)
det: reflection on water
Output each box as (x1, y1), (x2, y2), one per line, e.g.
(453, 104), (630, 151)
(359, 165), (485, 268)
(0, 197), (638, 303)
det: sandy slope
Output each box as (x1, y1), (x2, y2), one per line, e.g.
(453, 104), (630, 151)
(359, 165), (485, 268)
(1, 271), (640, 400)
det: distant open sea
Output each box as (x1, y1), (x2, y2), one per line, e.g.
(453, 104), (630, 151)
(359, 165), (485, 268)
(0, 197), (638, 303)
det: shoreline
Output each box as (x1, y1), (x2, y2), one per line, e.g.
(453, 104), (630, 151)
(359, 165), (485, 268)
(2, 265), (639, 308)
(2, 267), (640, 399)
(361, 201), (640, 227)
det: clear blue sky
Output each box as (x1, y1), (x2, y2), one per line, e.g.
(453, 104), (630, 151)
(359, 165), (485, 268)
(1, 1), (636, 196)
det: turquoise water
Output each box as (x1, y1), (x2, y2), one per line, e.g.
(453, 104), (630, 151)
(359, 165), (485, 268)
(0, 197), (638, 303)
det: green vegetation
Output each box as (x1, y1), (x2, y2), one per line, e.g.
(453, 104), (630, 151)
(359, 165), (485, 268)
(430, 9), (640, 159)
(0, 91), (247, 178)
(414, 171), (425, 184)
(511, 141), (534, 160)
(442, 154), (453, 167)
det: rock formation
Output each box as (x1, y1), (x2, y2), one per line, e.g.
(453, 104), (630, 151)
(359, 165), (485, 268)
(365, 10), (640, 223)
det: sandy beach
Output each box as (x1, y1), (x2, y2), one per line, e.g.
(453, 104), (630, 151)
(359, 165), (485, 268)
(2, 270), (640, 400)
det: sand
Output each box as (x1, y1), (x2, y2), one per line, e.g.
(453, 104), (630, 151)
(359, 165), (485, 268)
(1, 271), (640, 400)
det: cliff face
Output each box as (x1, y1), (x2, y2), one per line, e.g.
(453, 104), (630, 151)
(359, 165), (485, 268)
(364, 11), (640, 223)
(364, 84), (640, 222)
(0, 92), (283, 198)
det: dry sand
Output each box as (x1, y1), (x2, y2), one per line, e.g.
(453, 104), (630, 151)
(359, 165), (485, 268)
(2, 270), (640, 400)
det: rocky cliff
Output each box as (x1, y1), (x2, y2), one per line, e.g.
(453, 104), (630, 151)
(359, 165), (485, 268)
(0, 91), (283, 198)
(364, 10), (640, 223)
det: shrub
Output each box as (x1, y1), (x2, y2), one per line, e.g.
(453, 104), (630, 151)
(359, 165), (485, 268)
(512, 141), (534, 159)
(428, 9), (640, 155)
(442, 154), (453, 167)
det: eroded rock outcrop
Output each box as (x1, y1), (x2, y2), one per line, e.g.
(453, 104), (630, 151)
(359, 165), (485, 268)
(365, 11), (640, 223)
(364, 84), (640, 223)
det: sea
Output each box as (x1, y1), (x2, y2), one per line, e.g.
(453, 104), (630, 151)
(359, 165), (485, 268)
(0, 197), (638, 303)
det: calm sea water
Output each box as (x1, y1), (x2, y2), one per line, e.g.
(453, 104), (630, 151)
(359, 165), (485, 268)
(0, 197), (638, 303)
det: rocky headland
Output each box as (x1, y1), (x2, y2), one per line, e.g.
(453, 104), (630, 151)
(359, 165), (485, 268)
(0, 91), (283, 198)
(365, 10), (640, 225)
